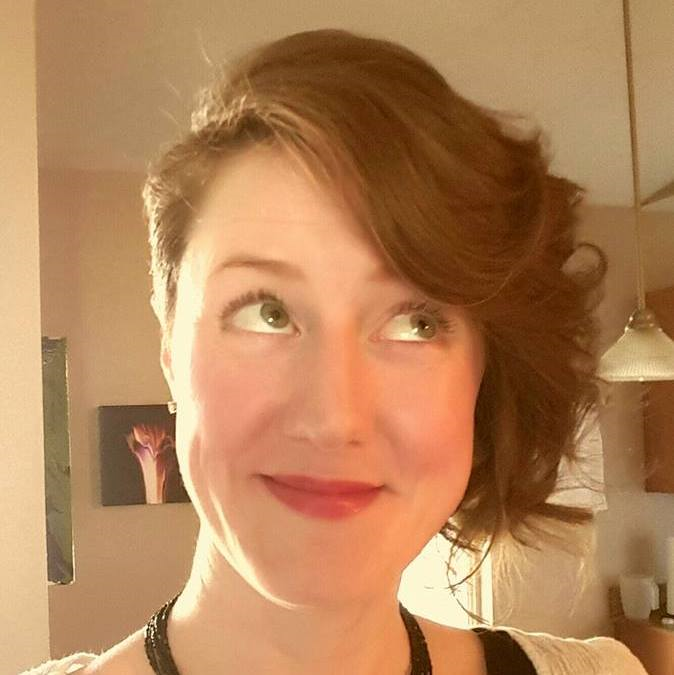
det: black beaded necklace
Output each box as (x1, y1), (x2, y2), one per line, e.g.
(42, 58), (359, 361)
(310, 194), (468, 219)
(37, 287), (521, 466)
(144, 593), (432, 674)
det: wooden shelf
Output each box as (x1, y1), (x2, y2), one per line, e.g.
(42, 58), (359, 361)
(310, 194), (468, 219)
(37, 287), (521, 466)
(614, 611), (674, 675)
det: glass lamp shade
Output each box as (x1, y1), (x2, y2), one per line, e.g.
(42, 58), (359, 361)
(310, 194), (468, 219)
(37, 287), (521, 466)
(598, 307), (674, 382)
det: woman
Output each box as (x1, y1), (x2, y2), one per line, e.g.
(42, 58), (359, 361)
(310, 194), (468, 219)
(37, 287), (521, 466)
(26, 28), (646, 675)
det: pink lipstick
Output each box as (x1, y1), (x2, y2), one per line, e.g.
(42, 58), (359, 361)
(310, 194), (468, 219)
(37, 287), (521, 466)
(261, 474), (382, 519)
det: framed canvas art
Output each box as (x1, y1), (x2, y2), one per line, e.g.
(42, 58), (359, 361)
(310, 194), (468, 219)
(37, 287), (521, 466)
(98, 404), (189, 506)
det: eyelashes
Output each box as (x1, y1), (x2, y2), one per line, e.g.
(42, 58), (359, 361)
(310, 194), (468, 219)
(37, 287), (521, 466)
(218, 287), (456, 342)
(220, 288), (285, 321)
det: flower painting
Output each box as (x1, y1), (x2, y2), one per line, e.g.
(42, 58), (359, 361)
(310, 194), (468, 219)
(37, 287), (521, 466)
(98, 405), (189, 506)
(125, 422), (176, 503)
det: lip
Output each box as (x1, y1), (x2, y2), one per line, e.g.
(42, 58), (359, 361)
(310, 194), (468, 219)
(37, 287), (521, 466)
(267, 474), (381, 494)
(261, 474), (383, 519)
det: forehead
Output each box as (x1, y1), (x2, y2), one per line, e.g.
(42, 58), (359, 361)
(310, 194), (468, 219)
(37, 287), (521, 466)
(183, 145), (398, 281)
(197, 146), (357, 227)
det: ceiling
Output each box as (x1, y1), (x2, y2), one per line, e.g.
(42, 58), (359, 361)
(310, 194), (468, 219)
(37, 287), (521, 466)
(36, 0), (674, 209)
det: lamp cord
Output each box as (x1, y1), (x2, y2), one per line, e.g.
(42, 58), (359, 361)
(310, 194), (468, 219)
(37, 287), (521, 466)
(622, 0), (646, 310)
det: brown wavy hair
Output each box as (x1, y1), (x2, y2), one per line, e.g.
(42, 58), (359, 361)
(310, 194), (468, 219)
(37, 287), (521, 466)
(143, 28), (607, 601)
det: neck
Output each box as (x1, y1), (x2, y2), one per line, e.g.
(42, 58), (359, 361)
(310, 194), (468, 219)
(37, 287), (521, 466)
(166, 527), (411, 675)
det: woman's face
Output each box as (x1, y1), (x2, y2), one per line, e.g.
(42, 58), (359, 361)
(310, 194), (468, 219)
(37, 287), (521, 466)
(162, 145), (485, 608)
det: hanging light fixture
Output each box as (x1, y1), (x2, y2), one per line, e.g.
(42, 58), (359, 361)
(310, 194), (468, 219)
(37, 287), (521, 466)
(597, 0), (674, 382)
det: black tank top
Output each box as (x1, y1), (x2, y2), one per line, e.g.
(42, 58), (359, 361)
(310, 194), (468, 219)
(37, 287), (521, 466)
(472, 626), (537, 674)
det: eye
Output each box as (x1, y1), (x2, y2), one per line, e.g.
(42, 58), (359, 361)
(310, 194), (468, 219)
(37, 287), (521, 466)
(219, 289), (293, 335)
(382, 300), (455, 342)
(219, 288), (456, 342)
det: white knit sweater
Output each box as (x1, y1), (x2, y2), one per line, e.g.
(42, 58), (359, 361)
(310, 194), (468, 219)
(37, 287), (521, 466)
(500, 626), (647, 675)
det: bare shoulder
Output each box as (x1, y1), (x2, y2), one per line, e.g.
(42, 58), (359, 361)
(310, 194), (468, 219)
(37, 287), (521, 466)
(415, 616), (487, 675)
(83, 628), (152, 675)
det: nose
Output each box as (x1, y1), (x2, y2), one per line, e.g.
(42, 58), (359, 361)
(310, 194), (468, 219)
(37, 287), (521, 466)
(285, 325), (371, 452)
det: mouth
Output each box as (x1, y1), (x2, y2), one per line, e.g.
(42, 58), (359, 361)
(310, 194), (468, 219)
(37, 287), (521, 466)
(265, 474), (382, 494)
(260, 474), (383, 519)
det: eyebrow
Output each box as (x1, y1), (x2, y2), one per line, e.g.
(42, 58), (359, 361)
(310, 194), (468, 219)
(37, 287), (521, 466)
(210, 254), (398, 283)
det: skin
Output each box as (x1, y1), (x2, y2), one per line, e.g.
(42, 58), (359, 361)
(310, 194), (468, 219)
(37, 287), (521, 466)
(85, 144), (488, 674)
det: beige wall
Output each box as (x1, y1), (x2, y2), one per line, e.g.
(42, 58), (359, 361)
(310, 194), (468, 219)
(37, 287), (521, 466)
(493, 205), (674, 636)
(0, 2), (51, 673)
(39, 168), (198, 658)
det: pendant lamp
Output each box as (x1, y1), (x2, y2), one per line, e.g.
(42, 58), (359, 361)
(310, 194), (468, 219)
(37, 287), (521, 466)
(597, 0), (674, 382)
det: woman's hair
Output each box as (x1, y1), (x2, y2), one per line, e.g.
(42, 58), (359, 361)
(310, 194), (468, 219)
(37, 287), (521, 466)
(143, 28), (607, 599)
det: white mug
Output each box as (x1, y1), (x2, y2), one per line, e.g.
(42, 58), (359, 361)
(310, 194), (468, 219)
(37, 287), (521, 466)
(619, 574), (659, 621)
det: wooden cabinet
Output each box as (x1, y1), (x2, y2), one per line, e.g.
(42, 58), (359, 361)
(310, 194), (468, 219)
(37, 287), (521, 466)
(644, 285), (674, 493)
(614, 613), (674, 675)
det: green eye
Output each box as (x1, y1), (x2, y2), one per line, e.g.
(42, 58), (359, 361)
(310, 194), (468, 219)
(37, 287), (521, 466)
(383, 307), (449, 341)
(232, 299), (292, 333)
(219, 289), (292, 334)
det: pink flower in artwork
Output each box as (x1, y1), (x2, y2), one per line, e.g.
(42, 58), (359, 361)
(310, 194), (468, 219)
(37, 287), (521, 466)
(125, 423), (176, 504)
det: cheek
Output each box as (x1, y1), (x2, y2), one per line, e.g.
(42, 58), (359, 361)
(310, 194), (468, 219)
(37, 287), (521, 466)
(401, 390), (476, 473)
(185, 334), (284, 467)
(174, 342), (278, 524)
(388, 359), (480, 498)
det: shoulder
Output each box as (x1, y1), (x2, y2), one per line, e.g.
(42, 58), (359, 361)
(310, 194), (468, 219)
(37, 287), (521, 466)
(415, 616), (487, 675)
(81, 628), (153, 675)
(494, 626), (648, 675)
(19, 653), (97, 675)
(27, 628), (152, 675)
